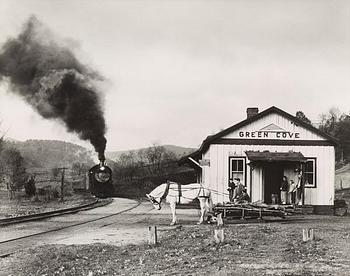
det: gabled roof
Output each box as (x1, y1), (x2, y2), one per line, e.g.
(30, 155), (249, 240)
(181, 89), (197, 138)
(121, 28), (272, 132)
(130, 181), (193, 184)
(179, 106), (338, 165)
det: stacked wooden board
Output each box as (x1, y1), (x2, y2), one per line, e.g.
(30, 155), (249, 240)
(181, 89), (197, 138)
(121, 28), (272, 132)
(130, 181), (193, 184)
(211, 202), (289, 220)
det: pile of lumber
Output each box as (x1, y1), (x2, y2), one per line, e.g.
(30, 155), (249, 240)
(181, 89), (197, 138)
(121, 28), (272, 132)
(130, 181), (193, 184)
(212, 202), (287, 219)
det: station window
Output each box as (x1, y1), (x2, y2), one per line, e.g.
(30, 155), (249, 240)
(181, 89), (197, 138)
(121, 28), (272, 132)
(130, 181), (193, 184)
(304, 158), (316, 188)
(229, 157), (246, 186)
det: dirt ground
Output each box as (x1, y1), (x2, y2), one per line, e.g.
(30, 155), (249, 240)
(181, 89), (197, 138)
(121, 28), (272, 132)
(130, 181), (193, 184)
(1, 214), (350, 276)
(0, 191), (95, 219)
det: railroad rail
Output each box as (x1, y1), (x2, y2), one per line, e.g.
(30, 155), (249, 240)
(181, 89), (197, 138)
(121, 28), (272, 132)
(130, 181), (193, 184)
(0, 200), (143, 258)
(0, 198), (111, 227)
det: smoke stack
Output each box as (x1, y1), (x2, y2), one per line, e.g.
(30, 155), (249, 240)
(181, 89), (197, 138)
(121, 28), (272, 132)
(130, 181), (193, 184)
(0, 16), (107, 160)
(246, 107), (259, 119)
(99, 160), (106, 168)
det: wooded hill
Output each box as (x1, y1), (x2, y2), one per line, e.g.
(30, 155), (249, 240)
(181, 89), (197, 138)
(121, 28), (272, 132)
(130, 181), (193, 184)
(106, 144), (195, 161)
(5, 140), (95, 169)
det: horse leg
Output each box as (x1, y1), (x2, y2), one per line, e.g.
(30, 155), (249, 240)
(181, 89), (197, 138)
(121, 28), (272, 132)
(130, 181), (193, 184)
(198, 198), (206, 224)
(169, 200), (177, 226)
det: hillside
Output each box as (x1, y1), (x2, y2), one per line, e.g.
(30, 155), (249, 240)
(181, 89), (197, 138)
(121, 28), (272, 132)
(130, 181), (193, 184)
(106, 144), (195, 161)
(5, 139), (95, 169)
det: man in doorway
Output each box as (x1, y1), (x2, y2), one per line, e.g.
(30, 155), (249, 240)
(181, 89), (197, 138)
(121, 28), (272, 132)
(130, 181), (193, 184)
(233, 178), (244, 203)
(295, 170), (303, 205)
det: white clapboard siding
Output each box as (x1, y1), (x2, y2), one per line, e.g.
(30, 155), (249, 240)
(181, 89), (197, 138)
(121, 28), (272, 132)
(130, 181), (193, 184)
(205, 144), (334, 205)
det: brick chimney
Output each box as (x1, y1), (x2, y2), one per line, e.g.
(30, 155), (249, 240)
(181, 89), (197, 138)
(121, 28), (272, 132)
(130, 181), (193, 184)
(246, 107), (259, 119)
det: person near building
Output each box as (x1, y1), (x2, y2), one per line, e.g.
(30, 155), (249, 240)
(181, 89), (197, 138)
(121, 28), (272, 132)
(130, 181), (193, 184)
(235, 188), (250, 203)
(295, 170), (303, 205)
(288, 179), (297, 204)
(228, 179), (236, 202)
(233, 178), (244, 203)
(280, 176), (288, 204)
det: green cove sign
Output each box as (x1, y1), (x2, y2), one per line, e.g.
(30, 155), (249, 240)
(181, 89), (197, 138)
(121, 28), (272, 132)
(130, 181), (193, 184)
(238, 131), (300, 139)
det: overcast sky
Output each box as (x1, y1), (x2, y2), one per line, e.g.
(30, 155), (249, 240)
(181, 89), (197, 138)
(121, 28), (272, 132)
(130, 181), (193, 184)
(0, 0), (349, 152)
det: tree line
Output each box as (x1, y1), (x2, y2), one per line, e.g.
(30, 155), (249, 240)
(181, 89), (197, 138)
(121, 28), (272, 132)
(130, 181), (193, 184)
(0, 136), (27, 198)
(297, 109), (350, 165)
(0, 133), (92, 200)
(112, 143), (182, 181)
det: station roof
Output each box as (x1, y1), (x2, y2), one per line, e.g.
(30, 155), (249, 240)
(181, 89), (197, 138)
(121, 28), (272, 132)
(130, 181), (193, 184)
(245, 151), (307, 162)
(179, 106), (338, 166)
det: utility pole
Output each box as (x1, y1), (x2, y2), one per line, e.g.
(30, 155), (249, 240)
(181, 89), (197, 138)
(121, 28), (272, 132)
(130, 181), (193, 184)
(59, 167), (68, 202)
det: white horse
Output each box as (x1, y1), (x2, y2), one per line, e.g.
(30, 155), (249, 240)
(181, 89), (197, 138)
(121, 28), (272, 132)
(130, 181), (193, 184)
(146, 181), (213, 225)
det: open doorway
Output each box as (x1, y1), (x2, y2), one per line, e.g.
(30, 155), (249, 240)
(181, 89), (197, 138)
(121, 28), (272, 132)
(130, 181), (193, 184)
(263, 163), (284, 204)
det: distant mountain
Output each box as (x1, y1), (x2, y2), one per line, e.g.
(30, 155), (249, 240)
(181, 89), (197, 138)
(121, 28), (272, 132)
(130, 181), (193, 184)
(106, 144), (196, 161)
(5, 139), (95, 169)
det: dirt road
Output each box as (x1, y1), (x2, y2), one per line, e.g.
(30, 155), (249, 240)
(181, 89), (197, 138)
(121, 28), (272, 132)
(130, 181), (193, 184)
(0, 198), (202, 255)
(1, 200), (350, 275)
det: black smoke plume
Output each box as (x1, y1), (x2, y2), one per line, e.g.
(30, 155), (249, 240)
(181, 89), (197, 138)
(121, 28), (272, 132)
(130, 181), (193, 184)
(0, 16), (107, 161)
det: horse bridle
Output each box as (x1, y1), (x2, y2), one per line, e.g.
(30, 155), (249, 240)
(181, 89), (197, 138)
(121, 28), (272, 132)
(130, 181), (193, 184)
(148, 195), (162, 209)
(148, 181), (173, 209)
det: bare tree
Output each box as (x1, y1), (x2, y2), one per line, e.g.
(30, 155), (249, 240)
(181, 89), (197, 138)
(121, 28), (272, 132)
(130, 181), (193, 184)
(116, 151), (140, 180)
(0, 147), (27, 199)
(296, 111), (312, 125)
(144, 143), (167, 175)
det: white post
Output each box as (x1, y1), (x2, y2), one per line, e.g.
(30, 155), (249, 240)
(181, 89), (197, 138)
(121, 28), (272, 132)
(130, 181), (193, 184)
(214, 213), (224, 244)
(148, 226), (157, 245)
(302, 228), (315, 242)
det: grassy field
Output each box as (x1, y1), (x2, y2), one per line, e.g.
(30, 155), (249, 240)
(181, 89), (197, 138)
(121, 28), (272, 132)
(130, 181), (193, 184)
(2, 215), (350, 276)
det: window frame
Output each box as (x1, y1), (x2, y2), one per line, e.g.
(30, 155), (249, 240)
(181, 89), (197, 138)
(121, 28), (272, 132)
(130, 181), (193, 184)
(228, 156), (247, 187)
(304, 158), (317, 188)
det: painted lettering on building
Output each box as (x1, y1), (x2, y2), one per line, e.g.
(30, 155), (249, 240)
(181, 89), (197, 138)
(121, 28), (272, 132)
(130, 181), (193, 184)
(238, 131), (300, 139)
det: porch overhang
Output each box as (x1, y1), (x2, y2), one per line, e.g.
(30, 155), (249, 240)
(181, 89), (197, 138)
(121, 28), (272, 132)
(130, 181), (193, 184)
(245, 150), (307, 162)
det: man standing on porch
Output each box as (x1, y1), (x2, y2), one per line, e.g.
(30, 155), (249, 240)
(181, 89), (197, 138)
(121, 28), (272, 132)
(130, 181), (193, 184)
(280, 176), (289, 204)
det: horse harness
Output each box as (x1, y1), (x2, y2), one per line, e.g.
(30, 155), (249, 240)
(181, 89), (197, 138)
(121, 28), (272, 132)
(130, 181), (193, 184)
(160, 181), (182, 204)
(198, 184), (209, 199)
(160, 182), (208, 201)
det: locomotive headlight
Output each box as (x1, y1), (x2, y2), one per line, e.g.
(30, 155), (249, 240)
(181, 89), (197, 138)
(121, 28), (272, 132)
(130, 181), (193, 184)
(100, 166), (105, 171)
(95, 171), (110, 183)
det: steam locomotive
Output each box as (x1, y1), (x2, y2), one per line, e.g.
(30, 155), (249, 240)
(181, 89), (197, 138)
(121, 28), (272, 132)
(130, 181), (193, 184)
(88, 161), (114, 198)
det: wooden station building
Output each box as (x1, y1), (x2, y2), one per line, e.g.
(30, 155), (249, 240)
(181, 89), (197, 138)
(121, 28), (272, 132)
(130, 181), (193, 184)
(180, 106), (337, 214)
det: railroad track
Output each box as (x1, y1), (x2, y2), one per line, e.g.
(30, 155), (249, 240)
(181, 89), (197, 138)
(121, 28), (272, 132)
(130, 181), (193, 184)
(0, 200), (144, 258)
(0, 198), (111, 227)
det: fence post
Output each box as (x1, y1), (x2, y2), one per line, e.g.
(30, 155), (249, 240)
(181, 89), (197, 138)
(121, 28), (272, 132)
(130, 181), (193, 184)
(303, 228), (315, 242)
(148, 226), (157, 245)
(214, 213), (224, 244)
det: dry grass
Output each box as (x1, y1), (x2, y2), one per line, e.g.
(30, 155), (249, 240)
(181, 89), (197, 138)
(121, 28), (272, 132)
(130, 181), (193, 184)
(2, 215), (350, 276)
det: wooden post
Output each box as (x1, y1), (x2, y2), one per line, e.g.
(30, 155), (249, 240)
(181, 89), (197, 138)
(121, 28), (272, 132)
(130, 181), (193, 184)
(302, 229), (308, 242)
(309, 229), (314, 240)
(148, 226), (157, 245)
(214, 229), (224, 244)
(214, 213), (224, 244)
(59, 167), (68, 202)
(302, 228), (315, 242)
(217, 213), (224, 227)
(241, 208), (245, 219)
